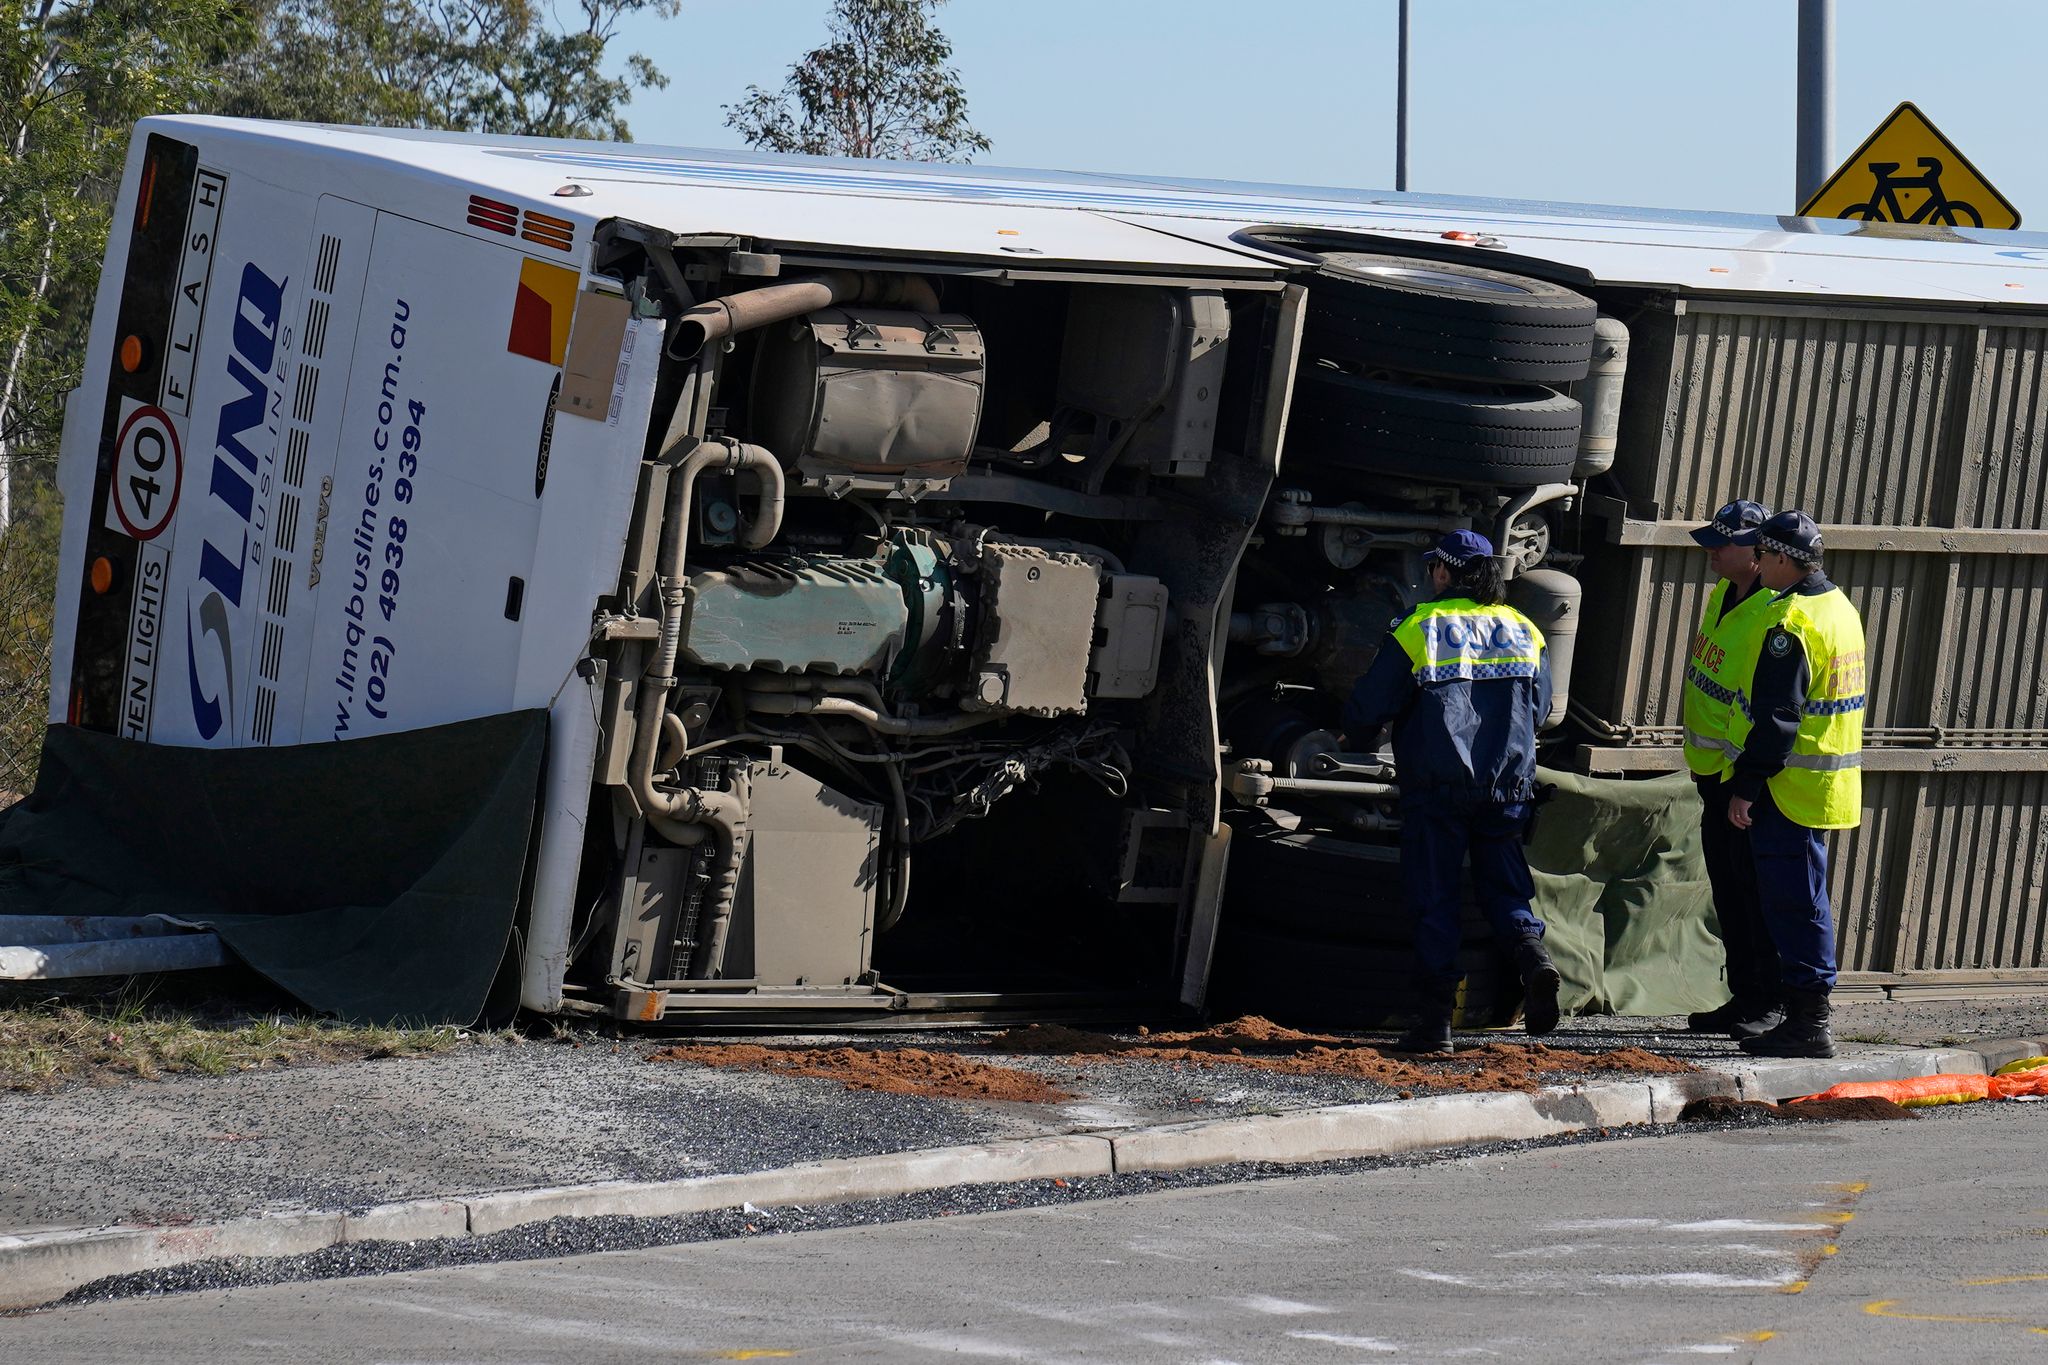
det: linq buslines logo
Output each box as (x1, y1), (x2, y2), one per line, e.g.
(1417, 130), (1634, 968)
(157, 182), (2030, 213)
(185, 259), (288, 741)
(105, 399), (184, 540)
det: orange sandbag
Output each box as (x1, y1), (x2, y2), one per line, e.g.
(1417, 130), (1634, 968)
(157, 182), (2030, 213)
(1990, 1070), (2048, 1099)
(1790, 1073), (1991, 1108)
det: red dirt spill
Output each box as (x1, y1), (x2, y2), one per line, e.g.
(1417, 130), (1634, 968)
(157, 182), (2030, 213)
(646, 1043), (1069, 1103)
(648, 1017), (1694, 1103)
(990, 1018), (1692, 1094)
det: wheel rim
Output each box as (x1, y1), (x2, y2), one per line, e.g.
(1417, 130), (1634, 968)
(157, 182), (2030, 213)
(1340, 262), (1537, 297)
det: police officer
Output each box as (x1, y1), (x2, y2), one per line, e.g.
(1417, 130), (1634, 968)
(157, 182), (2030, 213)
(1344, 529), (1558, 1054)
(1680, 500), (1784, 1040)
(1722, 510), (1866, 1059)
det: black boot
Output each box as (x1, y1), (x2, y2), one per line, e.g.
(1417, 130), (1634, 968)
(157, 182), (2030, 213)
(1687, 998), (1744, 1033)
(1394, 979), (1456, 1054)
(1688, 995), (1785, 1039)
(1515, 935), (1562, 1037)
(1738, 988), (1834, 1058)
(1724, 998), (1786, 1041)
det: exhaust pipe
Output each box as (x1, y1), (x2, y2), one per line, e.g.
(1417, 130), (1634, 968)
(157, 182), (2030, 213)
(668, 271), (942, 359)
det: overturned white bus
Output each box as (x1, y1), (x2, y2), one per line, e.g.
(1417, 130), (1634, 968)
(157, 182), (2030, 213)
(32, 117), (2048, 1024)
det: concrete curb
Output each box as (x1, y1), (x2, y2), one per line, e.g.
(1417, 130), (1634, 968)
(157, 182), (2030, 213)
(0, 1041), (2021, 1312)
(462, 1133), (1116, 1235)
(1723, 1035), (2040, 1101)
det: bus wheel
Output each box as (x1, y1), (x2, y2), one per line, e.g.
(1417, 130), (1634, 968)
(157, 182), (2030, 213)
(1302, 252), (1599, 385)
(1206, 921), (1519, 1031)
(1286, 367), (1581, 486)
(1223, 812), (1492, 950)
(1214, 812), (1519, 1030)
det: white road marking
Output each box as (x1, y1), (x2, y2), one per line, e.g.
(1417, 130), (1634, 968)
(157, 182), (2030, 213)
(1237, 1295), (1331, 1316)
(1122, 1236), (1204, 1264)
(1543, 1217), (1665, 1231)
(1666, 1219), (1836, 1233)
(1593, 1271), (1800, 1290)
(1501, 1240), (1795, 1261)
(1286, 1330), (1402, 1351)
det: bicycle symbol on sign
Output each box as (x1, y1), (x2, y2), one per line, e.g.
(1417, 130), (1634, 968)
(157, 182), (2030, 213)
(1838, 157), (1983, 227)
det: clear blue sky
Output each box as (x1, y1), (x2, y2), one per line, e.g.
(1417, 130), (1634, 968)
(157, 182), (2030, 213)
(610, 1), (2040, 220)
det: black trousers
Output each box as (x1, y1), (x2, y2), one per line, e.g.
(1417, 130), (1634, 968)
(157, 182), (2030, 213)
(1400, 796), (1543, 988)
(1696, 775), (1782, 1005)
(1749, 786), (1839, 992)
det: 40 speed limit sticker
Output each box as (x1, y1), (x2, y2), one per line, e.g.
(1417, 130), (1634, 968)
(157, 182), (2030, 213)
(105, 397), (183, 540)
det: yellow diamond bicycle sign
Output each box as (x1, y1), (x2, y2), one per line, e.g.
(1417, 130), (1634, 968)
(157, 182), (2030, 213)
(1799, 101), (2019, 229)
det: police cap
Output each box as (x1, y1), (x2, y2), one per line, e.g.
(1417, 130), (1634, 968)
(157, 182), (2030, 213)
(1689, 499), (1771, 548)
(1425, 528), (1494, 568)
(1756, 509), (1824, 564)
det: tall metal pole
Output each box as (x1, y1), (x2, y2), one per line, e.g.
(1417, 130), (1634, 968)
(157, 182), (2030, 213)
(1795, 0), (1834, 207)
(1395, 0), (1410, 191)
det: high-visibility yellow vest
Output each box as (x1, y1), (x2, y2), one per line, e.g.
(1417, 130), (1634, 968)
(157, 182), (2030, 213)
(1682, 578), (1775, 777)
(1723, 585), (1866, 829)
(1393, 598), (1546, 683)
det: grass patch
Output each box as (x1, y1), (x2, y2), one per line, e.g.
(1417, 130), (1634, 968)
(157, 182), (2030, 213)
(1840, 1029), (1902, 1045)
(0, 975), (515, 1093)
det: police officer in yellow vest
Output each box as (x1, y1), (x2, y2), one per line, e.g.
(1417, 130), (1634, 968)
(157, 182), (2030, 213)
(1722, 510), (1865, 1059)
(1344, 530), (1559, 1054)
(1681, 500), (1785, 1040)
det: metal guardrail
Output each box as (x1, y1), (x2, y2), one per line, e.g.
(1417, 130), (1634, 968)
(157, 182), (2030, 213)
(0, 915), (227, 980)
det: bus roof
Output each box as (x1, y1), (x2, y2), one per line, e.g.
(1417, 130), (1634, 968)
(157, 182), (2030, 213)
(153, 116), (2048, 308)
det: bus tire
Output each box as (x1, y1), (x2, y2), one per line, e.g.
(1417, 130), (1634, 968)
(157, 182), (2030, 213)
(1286, 368), (1582, 486)
(1225, 814), (1491, 948)
(1207, 922), (1519, 1030)
(1303, 253), (1599, 385)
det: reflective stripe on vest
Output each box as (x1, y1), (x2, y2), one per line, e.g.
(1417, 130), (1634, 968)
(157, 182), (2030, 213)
(1682, 578), (1776, 777)
(1684, 728), (1741, 759)
(1393, 599), (1546, 685)
(1783, 750), (1862, 771)
(1723, 584), (1866, 829)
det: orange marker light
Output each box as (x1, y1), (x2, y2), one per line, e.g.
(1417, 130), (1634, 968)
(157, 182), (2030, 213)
(119, 335), (144, 373)
(89, 557), (114, 594)
(1441, 230), (1481, 241)
(997, 229), (1020, 236)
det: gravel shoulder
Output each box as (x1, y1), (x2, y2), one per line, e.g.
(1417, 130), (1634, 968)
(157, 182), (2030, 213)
(0, 993), (2040, 1240)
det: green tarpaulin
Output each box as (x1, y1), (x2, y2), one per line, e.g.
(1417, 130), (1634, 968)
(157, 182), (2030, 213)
(1528, 765), (1729, 1017)
(0, 711), (546, 1025)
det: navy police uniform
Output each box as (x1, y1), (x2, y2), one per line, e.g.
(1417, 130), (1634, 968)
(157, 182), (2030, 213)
(1722, 510), (1867, 1059)
(1681, 499), (1784, 1038)
(1344, 530), (1559, 1050)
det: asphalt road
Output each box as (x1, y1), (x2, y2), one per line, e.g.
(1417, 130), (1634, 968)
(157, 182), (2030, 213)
(7, 1105), (2044, 1363)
